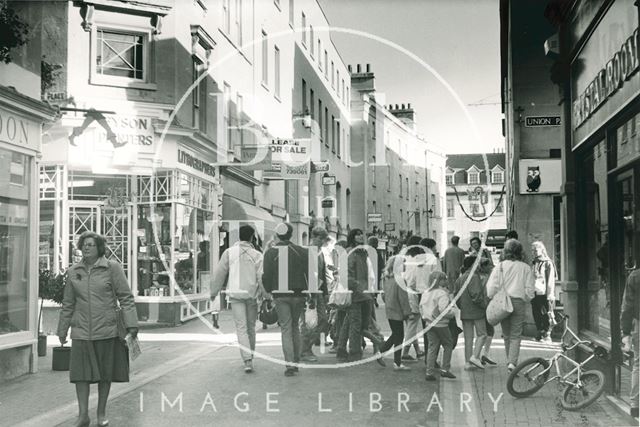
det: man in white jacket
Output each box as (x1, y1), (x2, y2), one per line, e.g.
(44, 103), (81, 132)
(211, 225), (266, 373)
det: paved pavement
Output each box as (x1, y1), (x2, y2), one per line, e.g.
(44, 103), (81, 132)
(2, 307), (637, 427)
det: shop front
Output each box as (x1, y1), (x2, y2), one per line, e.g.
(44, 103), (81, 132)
(40, 111), (222, 325)
(0, 87), (56, 381)
(565, 0), (640, 405)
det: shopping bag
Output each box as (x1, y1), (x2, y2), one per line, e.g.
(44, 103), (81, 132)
(486, 264), (513, 325)
(305, 306), (318, 329)
(328, 280), (352, 309)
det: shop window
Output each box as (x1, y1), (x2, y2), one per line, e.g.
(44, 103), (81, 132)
(136, 204), (172, 297)
(94, 28), (148, 85)
(0, 148), (31, 335)
(581, 139), (610, 341)
(138, 172), (172, 203)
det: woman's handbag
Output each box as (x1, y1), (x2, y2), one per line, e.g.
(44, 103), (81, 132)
(109, 281), (128, 340)
(486, 264), (513, 326)
(258, 299), (278, 325)
(52, 344), (71, 371)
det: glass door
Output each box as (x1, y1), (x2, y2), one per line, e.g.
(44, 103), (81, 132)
(611, 164), (639, 404)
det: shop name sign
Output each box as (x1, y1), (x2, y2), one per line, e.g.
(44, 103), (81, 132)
(178, 149), (216, 178)
(0, 106), (37, 151)
(573, 28), (640, 128)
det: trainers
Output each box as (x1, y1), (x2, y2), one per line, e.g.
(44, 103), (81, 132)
(284, 368), (296, 377)
(425, 374), (437, 381)
(464, 362), (476, 371)
(375, 352), (386, 367)
(243, 360), (253, 373)
(440, 370), (456, 379)
(481, 355), (497, 366)
(469, 356), (485, 369)
(393, 363), (411, 371)
(401, 354), (417, 363)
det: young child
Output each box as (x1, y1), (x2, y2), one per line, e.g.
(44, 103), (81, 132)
(420, 271), (457, 380)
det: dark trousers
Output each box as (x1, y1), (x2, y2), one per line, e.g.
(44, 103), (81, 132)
(337, 301), (366, 359)
(381, 319), (404, 365)
(531, 295), (551, 337)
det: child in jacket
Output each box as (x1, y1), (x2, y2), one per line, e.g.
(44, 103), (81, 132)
(420, 271), (457, 380)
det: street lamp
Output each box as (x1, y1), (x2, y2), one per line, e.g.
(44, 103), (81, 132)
(425, 206), (434, 236)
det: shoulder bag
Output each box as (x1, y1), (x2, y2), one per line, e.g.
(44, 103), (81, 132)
(109, 263), (129, 340)
(485, 263), (513, 325)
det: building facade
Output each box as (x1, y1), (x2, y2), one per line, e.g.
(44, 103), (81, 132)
(0, 2), (58, 381)
(349, 65), (447, 254)
(503, 0), (640, 406)
(445, 153), (507, 251)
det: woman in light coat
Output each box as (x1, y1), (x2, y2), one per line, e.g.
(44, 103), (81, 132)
(531, 241), (557, 343)
(380, 255), (413, 370)
(58, 231), (138, 427)
(486, 239), (535, 372)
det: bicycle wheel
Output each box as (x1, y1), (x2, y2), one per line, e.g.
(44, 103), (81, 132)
(561, 369), (606, 411)
(506, 357), (550, 398)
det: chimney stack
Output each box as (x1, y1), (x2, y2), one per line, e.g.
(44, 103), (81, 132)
(366, 63), (371, 73)
(356, 64), (361, 73)
(348, 65), (352, 73)
(401, 103), (405, 109)
(407, 103), (411, 109)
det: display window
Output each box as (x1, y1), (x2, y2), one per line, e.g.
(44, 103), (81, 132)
(136, 203), (172, 297)
(0, 147), (32, 335)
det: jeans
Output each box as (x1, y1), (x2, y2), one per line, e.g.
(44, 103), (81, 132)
(230, 298), (258, 362)
(426, 326), (453, 375)
(500, 297), (526, 365)
(381, 319), (404, 365)
(531, 295), (551, 338)
(301, 294), (329, 355)
(462, 318), (487, 362)
(333, 308), (346, 346)
(337, 301), (365, 359)
(403, 315), (421, 354)
(275, 296), (306, 367)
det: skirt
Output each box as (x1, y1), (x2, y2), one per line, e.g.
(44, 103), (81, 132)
(70, 337), (129, 383)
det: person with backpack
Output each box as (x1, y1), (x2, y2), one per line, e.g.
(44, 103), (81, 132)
(454, 256), (488, 370)
(211, 225), (266, 374)
(420, 271), (457, 381)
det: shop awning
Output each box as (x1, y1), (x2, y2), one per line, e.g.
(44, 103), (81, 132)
(222, 195), (277, 242)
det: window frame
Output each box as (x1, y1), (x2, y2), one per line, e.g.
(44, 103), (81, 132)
(468, 171), (480, 185)
(261, 30), (268, 88)
(91, 25), (154, 90)
(492, 170), (504, 184)
(274, 45), (281, 99)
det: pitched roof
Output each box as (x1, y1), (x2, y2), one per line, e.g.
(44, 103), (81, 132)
(446, 153), (505, 171)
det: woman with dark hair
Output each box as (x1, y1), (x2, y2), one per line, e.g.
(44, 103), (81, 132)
(57, 231), (138, 427)
(486, 239), (534, 372)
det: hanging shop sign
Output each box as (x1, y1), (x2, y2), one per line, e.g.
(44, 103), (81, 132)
(367, 213), (383, 223)
(322, 175), (336, 185)
(525, 116), (561, 127)
(384, 223), (396, 232)
(518, 159), (561, 194)
(321, 197), (334, 208)
(311, 161), (330, 173)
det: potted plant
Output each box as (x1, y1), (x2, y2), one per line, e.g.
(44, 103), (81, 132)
(38, 269), (66, 357)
